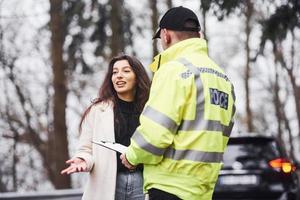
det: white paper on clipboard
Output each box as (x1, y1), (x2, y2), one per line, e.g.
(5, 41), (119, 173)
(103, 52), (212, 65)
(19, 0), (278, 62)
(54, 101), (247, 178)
(92, 141), (127, 154)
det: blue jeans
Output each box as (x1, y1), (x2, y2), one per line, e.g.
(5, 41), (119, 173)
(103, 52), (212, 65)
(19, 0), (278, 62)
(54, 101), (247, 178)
(115, 171), (145, 200)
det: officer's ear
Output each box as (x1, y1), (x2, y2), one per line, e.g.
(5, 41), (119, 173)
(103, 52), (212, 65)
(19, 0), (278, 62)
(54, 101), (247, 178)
(199, 31), (204, 39)
(162, 29), (171, 44)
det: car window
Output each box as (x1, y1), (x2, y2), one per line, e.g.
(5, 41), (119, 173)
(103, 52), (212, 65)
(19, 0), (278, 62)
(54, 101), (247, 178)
(222, 138), (281, 169)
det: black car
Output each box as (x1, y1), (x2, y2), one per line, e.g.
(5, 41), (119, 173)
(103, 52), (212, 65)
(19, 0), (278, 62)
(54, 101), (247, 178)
(213, 134), (300, 200)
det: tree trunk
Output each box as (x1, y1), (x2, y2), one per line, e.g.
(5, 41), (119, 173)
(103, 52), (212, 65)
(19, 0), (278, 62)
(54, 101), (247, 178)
(275, 36), (300, 148)
(202, 9), (207, 40)
(12, 132), (18, 191)
(244, 0), (254, 132)
(151, 0), (159, 57)
(49, 0), (71, 189)
(273, 64), (285, 150)
(0, 170), (7, 192)
(282, 100), (296, 160)
(286, 67), (300, 158)
(5, 101), (19, 191)
(273, 39), (299, 161)
(166, 0), (172, 9)
(289, 30), (300, 142)
(286, 69), (300, 134)
(110, 0), (124, 57)
(272, 64), (295, 159)
(0, 24), (11, 193)
(200, 0), (209, 53)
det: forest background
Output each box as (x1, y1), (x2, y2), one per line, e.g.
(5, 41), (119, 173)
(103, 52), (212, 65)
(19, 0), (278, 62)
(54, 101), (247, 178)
(0, 0), (299, 192)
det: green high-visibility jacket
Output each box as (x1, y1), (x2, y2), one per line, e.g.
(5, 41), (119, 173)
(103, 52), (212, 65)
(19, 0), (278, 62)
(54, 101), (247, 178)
(126, 38), (236, 200)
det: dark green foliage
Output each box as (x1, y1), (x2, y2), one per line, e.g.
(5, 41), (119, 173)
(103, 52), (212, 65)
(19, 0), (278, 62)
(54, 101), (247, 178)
(201, 0), (300, 55)
(201, 0), (245, 20)
(123, 8), (134, 51)
(63, 0), (105, 74)
(200, 0), (211, 12)
(260, 1), (300, 46)
(62, 0), (134, 73)
(91, 4), (109, 57)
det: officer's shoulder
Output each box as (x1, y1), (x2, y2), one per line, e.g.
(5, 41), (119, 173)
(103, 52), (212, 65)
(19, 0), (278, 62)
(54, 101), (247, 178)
(161, 60), (185, 73)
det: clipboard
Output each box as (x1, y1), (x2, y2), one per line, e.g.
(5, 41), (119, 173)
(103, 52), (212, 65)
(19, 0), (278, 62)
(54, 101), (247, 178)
(92, 140), (127, 154)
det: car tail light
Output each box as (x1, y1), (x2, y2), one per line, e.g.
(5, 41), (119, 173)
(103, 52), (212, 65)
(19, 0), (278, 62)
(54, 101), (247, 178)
(269, 158), (296, 173)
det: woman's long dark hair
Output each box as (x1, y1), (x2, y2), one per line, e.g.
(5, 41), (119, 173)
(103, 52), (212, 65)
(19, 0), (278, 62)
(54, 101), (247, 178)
(79, 54), (151, 131)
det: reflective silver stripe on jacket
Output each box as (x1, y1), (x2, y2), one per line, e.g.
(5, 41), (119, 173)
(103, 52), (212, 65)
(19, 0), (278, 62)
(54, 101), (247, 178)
(164, 147), (223, 163)
(180, 115), (233, 137)
(132, 129), (223, 162)
(142, 106), (178, 133)
(177, 58), (234, 137)
(132, 130), (166, 156)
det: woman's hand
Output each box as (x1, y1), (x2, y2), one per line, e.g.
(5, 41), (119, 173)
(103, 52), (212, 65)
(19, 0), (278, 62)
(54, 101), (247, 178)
(61, 157), (87, 175)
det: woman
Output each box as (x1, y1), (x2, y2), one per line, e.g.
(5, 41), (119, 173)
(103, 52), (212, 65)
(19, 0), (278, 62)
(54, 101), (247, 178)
(61, 55), (151, 200)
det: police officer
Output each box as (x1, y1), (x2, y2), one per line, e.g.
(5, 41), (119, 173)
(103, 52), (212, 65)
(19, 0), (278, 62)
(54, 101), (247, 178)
(121, 6), (236, 200)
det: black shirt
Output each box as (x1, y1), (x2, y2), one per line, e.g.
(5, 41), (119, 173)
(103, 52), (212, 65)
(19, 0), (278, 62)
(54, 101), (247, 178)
(114, 98), (140, 172)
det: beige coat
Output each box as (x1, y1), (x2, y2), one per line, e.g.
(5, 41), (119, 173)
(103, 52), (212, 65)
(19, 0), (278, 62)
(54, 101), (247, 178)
(74, 102), (117, 200)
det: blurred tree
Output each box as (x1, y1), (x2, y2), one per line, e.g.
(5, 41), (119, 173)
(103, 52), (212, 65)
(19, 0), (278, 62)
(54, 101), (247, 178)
(167, 0), (173, 9)
(0, 14), (52, 190)
(63, 0), (96, 74)
(0, 11), (10, 192)
(110, 0), (124, 56)
(0, 51), (52, 191)
(0, 171), (7, 191)
(203, 0), (300, 159)
(89, 0), (109, 58)
(244, 0), (254, 133)
(48, 0), (134, 188)
(109, 0), (133, 57)
(64, 0), (133, 71)
(259, 0), (300, 144)
(203, 0), (244, 20)
(272, 64), (285, 152)
(271, 63), (295, 160)
(0, 151), (10, 192)
(200, 0), (210, 43)
(0, 0), (138, 190)
(200, 0), (255, 132)
(150, 0), (159, 57)
(3, 76), (19, 191)
(49, 0), (71, 189)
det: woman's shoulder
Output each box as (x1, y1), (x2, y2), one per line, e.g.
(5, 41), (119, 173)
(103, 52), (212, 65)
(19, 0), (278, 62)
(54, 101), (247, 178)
(90, 100), (114, 113)
(80, 100), (114, 126)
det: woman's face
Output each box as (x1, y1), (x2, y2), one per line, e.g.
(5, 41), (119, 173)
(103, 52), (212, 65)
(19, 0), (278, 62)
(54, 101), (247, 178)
(111, 59), (137, 101)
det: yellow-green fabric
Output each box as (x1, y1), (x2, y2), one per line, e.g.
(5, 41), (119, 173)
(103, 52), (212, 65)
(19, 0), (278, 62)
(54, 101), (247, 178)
(126, 38), (236, 200)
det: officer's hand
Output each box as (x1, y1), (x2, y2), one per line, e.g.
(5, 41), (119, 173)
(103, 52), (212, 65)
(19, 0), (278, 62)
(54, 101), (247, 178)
(120, 153), (136, 170)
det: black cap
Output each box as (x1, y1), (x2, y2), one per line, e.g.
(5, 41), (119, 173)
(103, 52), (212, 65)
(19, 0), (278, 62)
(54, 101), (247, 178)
(153, 6), (201, 39)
